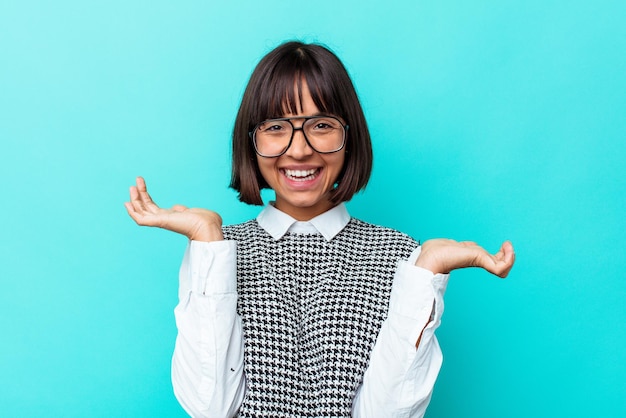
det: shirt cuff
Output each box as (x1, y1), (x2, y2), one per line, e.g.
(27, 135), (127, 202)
(188, 240), (237, 295)
(389, 249), (450, 346)
(390, 261), (438, 319)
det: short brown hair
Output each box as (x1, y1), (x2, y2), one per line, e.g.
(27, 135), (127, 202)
(230, 41), (373, 205)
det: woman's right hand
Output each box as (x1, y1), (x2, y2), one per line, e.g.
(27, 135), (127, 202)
(124, 176), (224, 242)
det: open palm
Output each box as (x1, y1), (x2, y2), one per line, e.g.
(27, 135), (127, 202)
(124, 177), (223, 242)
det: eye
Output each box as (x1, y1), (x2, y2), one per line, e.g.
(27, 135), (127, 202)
(315, 122), (332, 129)
(258, 120), (289, 134)
(310, 117), (340, 131)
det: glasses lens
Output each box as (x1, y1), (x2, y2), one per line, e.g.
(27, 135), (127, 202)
(303, 117), (345, 153)
(254, 120), (292, 157)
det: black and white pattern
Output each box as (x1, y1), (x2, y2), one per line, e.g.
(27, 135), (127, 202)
(223, 218), (418, 417)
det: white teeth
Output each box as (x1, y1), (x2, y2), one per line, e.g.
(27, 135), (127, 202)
(284, 168), (318, 181)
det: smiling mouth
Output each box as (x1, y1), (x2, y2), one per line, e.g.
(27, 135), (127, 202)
(282, 168), (320, 182)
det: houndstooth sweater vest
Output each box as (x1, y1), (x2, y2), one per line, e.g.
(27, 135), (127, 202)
(223, 218), (418, 417)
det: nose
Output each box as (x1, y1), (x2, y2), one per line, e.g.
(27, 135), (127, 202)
(286, 126), (314, 159)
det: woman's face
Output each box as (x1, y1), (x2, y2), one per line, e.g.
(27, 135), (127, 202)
(256, 81), (346, 221)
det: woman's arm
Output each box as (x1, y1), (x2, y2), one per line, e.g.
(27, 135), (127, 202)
(172, 240), (246, 416)
(415, 239), (515, 278)
(353, 248), (448, 417)
(125, 177), (246, 416)
(354, 240), (515, 417)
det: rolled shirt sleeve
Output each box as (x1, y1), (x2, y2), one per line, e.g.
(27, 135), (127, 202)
(353, 246), (450, 417)
(172, 240), (246, 417)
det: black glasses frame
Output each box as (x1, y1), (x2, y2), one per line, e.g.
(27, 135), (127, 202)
(249, 115), (349, 158)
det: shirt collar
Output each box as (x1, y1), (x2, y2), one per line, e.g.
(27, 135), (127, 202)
(256, 203), (350, 242)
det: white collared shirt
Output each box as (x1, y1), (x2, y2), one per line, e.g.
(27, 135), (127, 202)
(256, 202), (351, 241)
(172, 205), (449, 417)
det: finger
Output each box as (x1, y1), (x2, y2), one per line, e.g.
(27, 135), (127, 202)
(489, 242), (515, 278)
(492, 241), (514, 263)
(500, 241), (516, 277)
(124, 201), (134, 215)
(136, 176), (147, 191)
(469, 249), (501, 277)
(128, 185), (143, 211)
(136, 177), (152, 201)
(125, 198), (162, 227)
(124, 201), (144, 224)
(129, 185), (149, 213)
(135, 177), (160, 212)
(502, 241), (515, 262)
(136, 177), (154, 203)
(127, 182), (160, 224)
(495, 261), (513, 278)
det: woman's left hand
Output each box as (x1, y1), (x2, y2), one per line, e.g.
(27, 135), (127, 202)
(415, 239), (515, 278)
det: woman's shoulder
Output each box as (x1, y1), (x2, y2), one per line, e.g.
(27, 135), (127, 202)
(222, 219), (263, 239)
(345, 217), (418, 246)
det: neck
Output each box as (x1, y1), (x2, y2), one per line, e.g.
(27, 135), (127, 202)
(273, 199), (335, 221)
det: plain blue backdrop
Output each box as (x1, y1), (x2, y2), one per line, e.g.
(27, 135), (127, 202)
(1, 0), (625, 416)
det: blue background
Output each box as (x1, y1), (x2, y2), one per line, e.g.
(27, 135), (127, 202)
(1, 1), (625, 416)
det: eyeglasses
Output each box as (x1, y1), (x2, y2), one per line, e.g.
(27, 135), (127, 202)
(249, 115), (348, 158)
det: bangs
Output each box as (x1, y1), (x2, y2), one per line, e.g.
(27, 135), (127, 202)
(252, 51), (344, 123)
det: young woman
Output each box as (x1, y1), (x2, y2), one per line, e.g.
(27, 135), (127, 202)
(125, 41), (515, 417)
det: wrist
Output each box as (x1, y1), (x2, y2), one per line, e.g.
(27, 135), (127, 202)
(414, 254), (447, 275)
(189, 222), (224, 242)
(414, 259), (438, 274)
